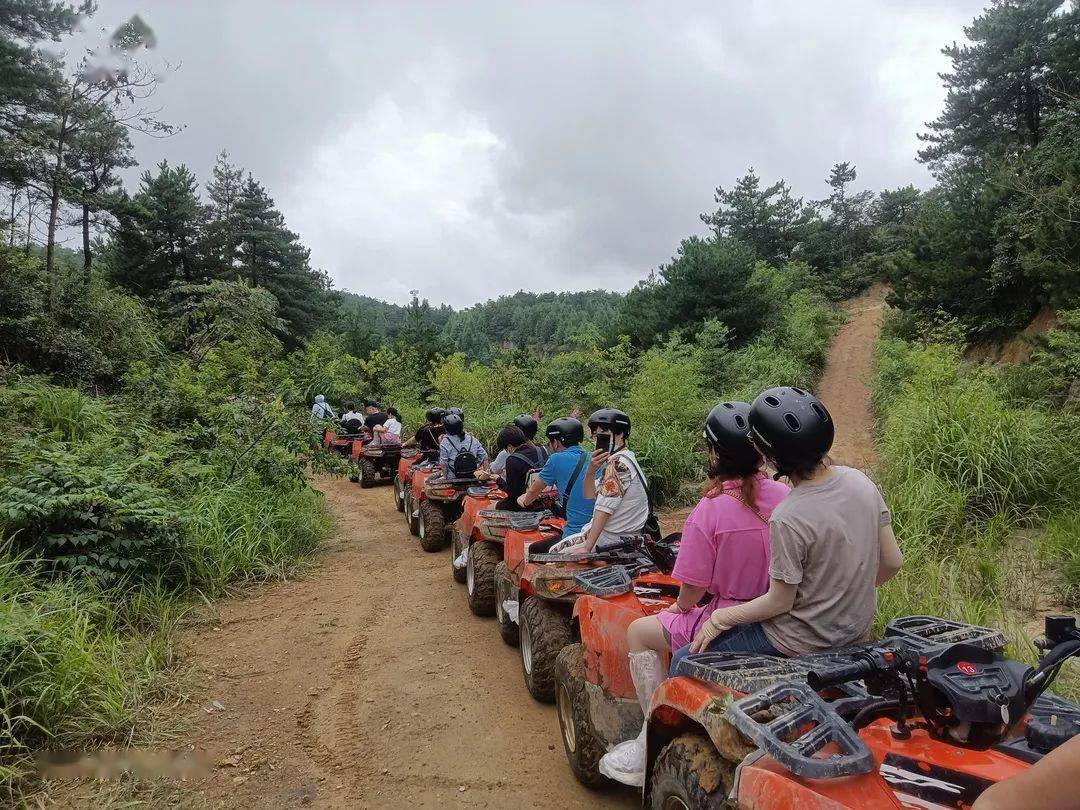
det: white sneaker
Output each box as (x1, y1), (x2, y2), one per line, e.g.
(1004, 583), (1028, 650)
(599, 735), (645, 787)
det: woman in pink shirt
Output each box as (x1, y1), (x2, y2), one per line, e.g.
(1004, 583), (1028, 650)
(599, 401), (789, 787)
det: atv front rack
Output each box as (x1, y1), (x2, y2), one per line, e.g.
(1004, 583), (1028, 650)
(885, 615), (1006, 653)
(572, 565), (634, 596)
(725, 682), (875, 779)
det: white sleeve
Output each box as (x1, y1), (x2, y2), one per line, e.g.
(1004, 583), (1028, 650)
(490, 449), (509, 475)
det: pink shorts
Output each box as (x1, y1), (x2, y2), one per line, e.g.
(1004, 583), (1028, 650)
(657, 606), (713, 651)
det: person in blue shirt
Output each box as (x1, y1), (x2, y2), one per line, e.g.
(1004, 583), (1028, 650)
(437, 411), (487, 476)
(517, 416), (595, 537)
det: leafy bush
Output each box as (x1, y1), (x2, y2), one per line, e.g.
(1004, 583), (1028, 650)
(1, 443), (180, 584)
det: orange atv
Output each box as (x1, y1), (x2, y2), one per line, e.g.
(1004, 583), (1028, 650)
(404, 462), (437, 537)
(349, 438), (401, 489)
(588, 614), (1080, 808)
(452, 484), (560, 617)
(412, 468), (479, 553)
(392, 449), (424, 513)
(499, 530), (681, 704)
(449, 480), (503, 593)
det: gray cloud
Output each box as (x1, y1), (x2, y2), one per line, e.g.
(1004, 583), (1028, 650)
(80, 0), (985, 307)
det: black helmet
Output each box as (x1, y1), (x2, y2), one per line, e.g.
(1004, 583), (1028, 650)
(425, 407), (447, 424)
(442, 412), (465, 437)
(545, 417), (584, 446)
(749, 387), (833, 474)
(446, 407), (464, 417)
(704, 401), (760, 468)
(513, 413), (539, 440)
(587, 408), (631, 438)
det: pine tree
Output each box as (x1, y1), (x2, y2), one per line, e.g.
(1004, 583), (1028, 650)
(109, 160), (205, 294)
(234, 174), (326, 340)
(202, 150), (244, 276)
(918, 0), (1080, 170)
(701, 168), (807, 265)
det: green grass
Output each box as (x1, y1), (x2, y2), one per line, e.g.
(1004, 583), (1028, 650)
(179, 481), (332, 595)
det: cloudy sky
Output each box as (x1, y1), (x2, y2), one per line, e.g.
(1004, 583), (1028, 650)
(72, 1), (985, 308)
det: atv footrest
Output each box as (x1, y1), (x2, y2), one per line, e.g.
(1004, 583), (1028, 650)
(573, 565), (634, 596)
(725, 682), (874, 779)
(885, 615), (1006, 653)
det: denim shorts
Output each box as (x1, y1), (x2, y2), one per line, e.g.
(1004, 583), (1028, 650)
(668, 621), (782, 677)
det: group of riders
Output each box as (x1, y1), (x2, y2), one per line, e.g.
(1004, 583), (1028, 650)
(312, 386), (905, 787)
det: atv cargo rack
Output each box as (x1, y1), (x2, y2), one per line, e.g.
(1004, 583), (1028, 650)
(725, 681), (875, 779)
(572, 564), (634, 596)
(884, 615), (1007, 652)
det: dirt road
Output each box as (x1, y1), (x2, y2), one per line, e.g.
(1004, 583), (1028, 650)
(816, 284), (888, 471)
(175, 477), (640, 809)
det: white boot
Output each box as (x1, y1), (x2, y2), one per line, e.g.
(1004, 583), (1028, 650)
(599, 650), (666, 787)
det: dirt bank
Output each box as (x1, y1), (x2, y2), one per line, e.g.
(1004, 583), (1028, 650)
(816, 284), (888, 471)
(171, 477), (641, 809)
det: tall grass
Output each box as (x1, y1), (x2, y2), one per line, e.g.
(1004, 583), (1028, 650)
(871, 332), (1080, 694)
(0, 558), (184, 799)
(180, 482), (331, 594)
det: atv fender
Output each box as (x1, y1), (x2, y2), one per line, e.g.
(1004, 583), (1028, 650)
(580, 677), (642, 749)
(645, 677), (756, 801)
(574, 593), (669, 702)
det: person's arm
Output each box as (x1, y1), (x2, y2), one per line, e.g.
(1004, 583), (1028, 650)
(665, 584), (708, 614)
(438, 439), (451, 470)
(973, 735), (1080, 810)
(876, 524), (902, 586)
(402, 435), (417, 448)
(689, 579), (798, 652)
(518, 475), (546, 507)
(579, 510), (612, 552)
(582, 448), (609, 500)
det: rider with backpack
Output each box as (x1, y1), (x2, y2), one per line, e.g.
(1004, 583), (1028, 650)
(490, 425), (546, 511)
(437, 411), (487, 478)
(490, 413), (545, 476)
(403, 407), (446, 462)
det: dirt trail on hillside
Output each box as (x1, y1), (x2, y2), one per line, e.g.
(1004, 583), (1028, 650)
(816, 284), (888, 471)
(169, 478), (645, 809)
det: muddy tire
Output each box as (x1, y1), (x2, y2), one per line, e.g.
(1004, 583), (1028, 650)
(466, 541), (500, 617)
(418, 500), (446, 552)
(555, 643), (608, 787)
(393, 475), (406, 512)
(519, 596), (572, 703)
(450, 527), (467, 584)
(406, 490), (420, 536)
(359, 457), (377, 489)
(647, 732), (733, 810)
(494, 562), (519, 646)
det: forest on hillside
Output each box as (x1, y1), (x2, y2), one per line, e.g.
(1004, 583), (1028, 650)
(1, 0), (1080, 801)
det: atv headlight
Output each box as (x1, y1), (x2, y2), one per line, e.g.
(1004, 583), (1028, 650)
(532, 570), (579, 598)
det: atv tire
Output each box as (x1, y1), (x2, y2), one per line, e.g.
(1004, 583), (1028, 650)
(348, 464), (360, 483)
(450, 527), (467, 584)
(359, 457), (377, 489)
(494, 562), (519, 647)
(393, 475), (406, 513)
(647, 732), (733, 810)
(466, 541), (500, 617)
(418, 500), (447, 552)
(519, 595), (572, 703)
(556, 643), (608, 788)
(406, 490), (420, 536)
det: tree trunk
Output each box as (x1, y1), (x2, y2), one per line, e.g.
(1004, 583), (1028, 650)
(8, 188), (16, 247)
(82, 201), (92, 281)
(45, 176), (61, 310)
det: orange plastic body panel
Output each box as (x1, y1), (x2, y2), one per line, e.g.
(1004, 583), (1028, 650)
(574, 590), (675, 700)
(459, 487), (504, 544)
(396, 454), (422, 485)
(410, 467), (436, 503)
(348, 439), (366, 461)
(503, 522), (565, 588)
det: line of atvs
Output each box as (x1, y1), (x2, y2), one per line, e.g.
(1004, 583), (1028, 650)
(334, 440), (1080, 809)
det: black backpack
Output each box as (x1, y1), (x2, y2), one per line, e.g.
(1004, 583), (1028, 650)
(508, 444), (547, 472)
(448, 435), (479, 478)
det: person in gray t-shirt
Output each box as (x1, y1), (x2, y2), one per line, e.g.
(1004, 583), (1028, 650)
(682, 387), (903, 662)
